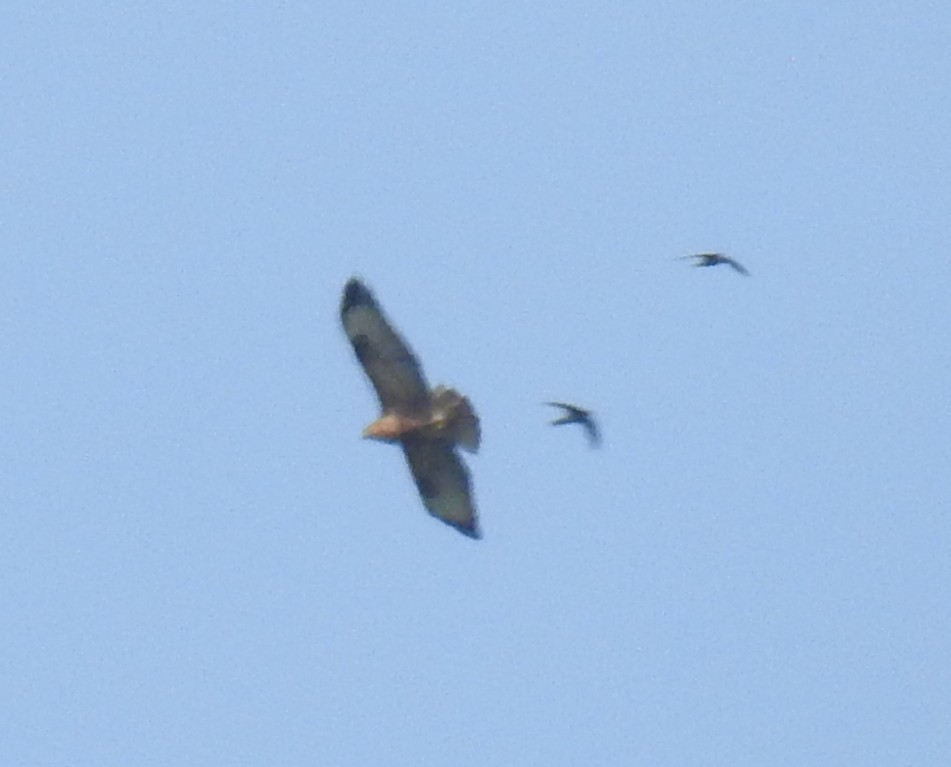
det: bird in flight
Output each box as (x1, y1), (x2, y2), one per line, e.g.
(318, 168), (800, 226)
(546, 402), (601, 448)
(679, 252), (749, 276)
(340, 277), (482, 539)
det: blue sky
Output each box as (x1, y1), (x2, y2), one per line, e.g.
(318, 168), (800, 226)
(3, 2), (950, 765)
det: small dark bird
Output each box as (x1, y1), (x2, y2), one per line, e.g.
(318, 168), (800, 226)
(546, 402), (601, 448)
(679, 252), (749, 276)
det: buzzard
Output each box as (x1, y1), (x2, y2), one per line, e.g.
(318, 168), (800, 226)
(679, 252), (749, 276)
(340, 278), (482, 539)
(546, 402), (601, 448)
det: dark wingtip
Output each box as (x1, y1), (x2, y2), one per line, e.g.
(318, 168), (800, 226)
(456, 522), (483, 540)
(341, 277), (375, 313)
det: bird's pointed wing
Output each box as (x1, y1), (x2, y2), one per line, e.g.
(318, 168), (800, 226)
(546, 401), (585, 418)
(340, 279), (430, 411)
(401, 437), (480, 539)
(725, 257), (750, 275)
(581, 416), (601, 448)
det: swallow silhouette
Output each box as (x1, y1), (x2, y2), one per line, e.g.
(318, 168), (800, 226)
(679, 252), (749, 276)
(546, 402), (601, 448)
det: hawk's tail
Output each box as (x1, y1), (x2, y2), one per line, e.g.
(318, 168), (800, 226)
(432, 385), (481, 453)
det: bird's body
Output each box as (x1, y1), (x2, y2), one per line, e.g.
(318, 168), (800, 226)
(361, 386), (479, 452)
(680, 252), (749, 275)
(546, 401), (601, 448)
(340, 278), (481, 539)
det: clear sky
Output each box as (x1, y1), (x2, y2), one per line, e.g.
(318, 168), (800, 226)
(3, 2), (950, 765)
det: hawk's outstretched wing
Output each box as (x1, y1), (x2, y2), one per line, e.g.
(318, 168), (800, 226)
(340, 278), (429, 412)
(401, 437), (480, 539)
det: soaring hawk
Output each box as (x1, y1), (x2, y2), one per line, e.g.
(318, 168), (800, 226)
(340, 278), (481, 539)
